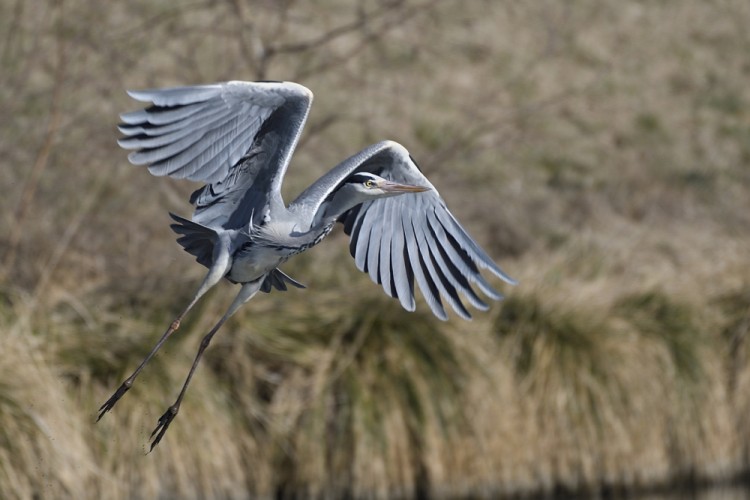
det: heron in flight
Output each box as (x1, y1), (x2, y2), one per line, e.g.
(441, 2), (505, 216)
(98, 81), (515, 450)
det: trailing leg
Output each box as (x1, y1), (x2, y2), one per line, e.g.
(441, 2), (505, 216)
(97, 238), (231, 421)
(149, 279), (262, 450)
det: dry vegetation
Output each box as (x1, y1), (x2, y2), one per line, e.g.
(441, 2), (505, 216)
(2, 0), (750, 498)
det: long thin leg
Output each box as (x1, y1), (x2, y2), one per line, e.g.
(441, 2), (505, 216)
(98, 248), (231, 421)
(149, 279), (261, 451)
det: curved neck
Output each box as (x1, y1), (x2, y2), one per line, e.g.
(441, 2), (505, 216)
(311, 184), (369, 229)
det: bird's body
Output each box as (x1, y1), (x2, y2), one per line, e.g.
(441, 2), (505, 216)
(221, 217), (335, 284)
(98, 81), (515, 449)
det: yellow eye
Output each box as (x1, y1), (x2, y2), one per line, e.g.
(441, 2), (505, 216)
(365, 179), (375, 188)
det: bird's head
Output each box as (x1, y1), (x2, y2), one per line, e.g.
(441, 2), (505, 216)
(317, 171), (431, 225)
(344, 172), (431, 199)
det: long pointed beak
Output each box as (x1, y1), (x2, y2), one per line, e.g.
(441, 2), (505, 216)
(380, 181), (431, 193)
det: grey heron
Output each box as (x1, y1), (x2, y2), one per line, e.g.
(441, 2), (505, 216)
(98, 81), (515, 450)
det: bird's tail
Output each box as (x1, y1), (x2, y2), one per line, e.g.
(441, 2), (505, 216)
(169, 213), (306, 294)
(169, 212), (217, 269)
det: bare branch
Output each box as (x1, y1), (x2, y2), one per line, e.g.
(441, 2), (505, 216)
(265, 0), (406, 57)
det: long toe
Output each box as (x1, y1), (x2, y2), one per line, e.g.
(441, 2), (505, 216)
(149, 405), (179, 451)
(97, 383), (131, 421)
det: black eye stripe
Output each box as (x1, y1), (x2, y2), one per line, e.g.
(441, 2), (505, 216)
(347, 173), (378, 184)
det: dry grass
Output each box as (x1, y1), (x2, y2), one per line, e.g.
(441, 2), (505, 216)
(2, 0), (750, 497)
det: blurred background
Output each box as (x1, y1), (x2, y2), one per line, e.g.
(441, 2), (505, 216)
(2, 0), (750, 498)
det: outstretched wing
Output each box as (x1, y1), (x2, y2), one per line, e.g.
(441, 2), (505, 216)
(118, 81), (313, 228)
(292, 141), (516, 321)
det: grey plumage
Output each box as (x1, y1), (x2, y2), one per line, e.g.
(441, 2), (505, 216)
(119, 81), (310, 228)
(290, 140), (514, 320)
(101, 80), (515, 450)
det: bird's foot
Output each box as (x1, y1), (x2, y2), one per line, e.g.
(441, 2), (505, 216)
(149, 404), (179, 452)
(97, 380), (132, 421)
